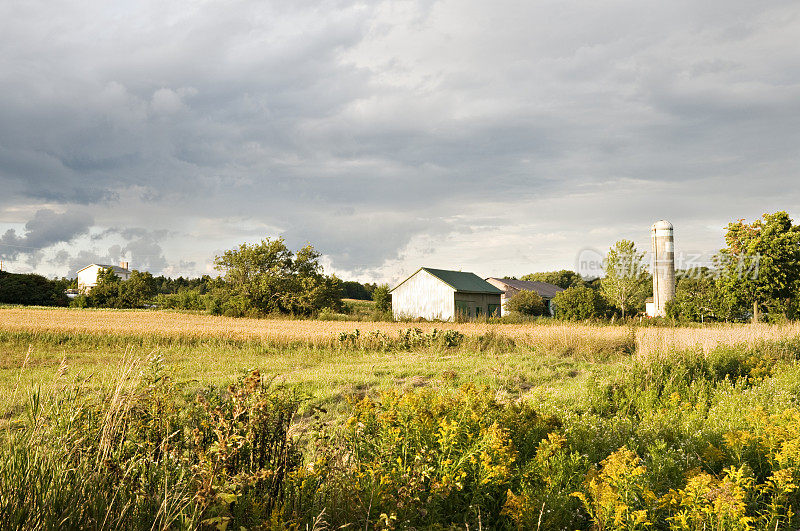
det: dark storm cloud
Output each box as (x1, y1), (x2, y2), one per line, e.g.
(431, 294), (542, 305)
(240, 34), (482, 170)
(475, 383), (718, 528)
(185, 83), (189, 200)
(1, 0), (799, 277)
(0, 209), (93, 261)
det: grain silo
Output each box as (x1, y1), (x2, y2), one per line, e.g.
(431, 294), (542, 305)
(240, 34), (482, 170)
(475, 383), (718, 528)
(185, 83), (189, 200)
(650, 220), (675, 317)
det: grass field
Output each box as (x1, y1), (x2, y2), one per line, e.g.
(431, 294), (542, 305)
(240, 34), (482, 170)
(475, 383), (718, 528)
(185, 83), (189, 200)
(3, 306), (800, 416)
(3, 306), (800, 528)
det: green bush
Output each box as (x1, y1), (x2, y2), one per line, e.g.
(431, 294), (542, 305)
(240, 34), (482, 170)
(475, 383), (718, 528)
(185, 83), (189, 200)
(553, 286), (608, 320)
(305, 385), (564, 528)
(372, 283), (391, 313)
(505, 290), (547, 316)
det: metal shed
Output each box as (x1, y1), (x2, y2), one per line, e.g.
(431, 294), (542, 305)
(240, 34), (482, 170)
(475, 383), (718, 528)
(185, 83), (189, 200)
(390, 267), (503, 321)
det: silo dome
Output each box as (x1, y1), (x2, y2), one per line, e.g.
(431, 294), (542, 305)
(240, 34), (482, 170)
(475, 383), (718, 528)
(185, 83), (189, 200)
(651, 220), (673, 231)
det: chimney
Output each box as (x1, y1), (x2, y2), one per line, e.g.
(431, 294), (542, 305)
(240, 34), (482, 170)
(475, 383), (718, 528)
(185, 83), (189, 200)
(120, 261), (129, 270)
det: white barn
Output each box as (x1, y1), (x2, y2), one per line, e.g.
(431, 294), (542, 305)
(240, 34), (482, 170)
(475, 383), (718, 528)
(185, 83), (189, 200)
(390, 267), (503, 321)
(77, 262), (131, 293)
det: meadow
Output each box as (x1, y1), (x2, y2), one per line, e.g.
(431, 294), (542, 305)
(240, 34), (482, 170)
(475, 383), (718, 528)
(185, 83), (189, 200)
(2, 307), (800, 529)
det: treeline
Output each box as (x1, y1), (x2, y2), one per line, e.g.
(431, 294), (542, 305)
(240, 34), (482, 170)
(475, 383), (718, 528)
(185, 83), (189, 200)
(513, 211), (800, 323)
(72, 238), (389, 318)
(0, 271), (71, 307)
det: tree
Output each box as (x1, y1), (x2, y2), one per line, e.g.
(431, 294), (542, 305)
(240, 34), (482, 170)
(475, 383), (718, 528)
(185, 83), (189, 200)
(341, 281), (372, 300)
(504, 290), (547, 316)
(0, 271), (69, 306)
(520, 270), (584, 289)
(716, 211), (800, 322)
(213, 238), (342, 316)
(87, 267), (122, 308)
(552, 286), (607, 320)
(118, 270), (157, 308)
(372, 284), (391, 313)
(601, 240), (648, 318)
(666, 269), (720, 322)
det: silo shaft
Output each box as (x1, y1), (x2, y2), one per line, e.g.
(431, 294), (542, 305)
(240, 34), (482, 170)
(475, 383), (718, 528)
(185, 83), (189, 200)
(651, 221), (675, 317)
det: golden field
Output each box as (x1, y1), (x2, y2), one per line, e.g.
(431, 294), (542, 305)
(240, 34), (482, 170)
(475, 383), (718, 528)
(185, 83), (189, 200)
(2, 306), (800, 356)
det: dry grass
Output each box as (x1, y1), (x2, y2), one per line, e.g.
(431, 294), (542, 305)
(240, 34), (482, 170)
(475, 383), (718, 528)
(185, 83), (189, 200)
(635, 322), (800, 358)
(0, 306), (626, 345)
(2, 307), (800, 355)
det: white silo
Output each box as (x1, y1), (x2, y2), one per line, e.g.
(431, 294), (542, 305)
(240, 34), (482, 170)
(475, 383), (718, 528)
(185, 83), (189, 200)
(651, 220), (675, 317)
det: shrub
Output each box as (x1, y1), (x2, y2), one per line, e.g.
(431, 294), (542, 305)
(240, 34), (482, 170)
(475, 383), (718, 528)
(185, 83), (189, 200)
(554, 286), (608, 320)
(309, 385), (562, 528)
(372, 283), (391, 313)
(505, 290), (546, 316)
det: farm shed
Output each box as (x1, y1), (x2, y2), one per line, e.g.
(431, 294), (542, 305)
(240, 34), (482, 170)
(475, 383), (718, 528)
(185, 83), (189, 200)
(391, 267), (503, 321)
(484, 278), (564, 316)
(76, 262), (131, 293)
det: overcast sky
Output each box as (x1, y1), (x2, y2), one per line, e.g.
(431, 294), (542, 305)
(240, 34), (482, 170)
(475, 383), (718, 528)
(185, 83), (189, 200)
(1, 0), (799, 284)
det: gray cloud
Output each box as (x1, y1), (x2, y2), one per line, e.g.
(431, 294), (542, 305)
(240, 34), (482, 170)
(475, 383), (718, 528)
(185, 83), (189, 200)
(0, 209), (93, 262)
(1, 1), (799, 279)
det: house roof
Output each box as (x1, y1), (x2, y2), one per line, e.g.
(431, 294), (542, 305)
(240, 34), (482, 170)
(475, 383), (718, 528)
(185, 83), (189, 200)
(486, 278), (564, 299)
(392, 267), (503, 294)
(76, 263), (130, 275)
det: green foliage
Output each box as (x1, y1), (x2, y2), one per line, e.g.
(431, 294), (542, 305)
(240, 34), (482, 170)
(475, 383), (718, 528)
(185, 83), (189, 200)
(505, 289), (547, 316)
(6, 337), (800, 528)
(309, 385), (562, 528)
(372, 283), (391, 313)
(82, 268), (156, 309)
(667, 271), (720, 322)
(213, 238), (343, 316)
(521, 270), (585, 289)
(0, 364), (302, 529)
(0, 271), (69, 306)
(341, 280), (373, 300)
(554, 285), (608, 320)
(601, 240), (649, 318)
(716, 211), (800, 322)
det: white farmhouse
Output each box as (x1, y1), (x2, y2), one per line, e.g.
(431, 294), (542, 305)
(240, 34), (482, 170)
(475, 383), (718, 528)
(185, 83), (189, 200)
(76, 262), (131, 293)
(390, 267), (503, 321)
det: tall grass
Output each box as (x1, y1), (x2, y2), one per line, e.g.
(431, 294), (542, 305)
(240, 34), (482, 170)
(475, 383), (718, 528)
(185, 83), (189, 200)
(3, 339), (800, 528)
(5, 308), (800, 528)
(0, 358), (302, 530)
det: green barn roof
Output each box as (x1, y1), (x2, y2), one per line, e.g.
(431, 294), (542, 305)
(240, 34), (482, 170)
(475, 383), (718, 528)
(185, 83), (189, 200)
(392, 267), (503, 294)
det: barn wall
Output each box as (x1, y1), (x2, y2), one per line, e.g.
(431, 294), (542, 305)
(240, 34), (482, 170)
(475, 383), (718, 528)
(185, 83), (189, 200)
(391, 270), (455, 321)
(454, 292), (503, 318)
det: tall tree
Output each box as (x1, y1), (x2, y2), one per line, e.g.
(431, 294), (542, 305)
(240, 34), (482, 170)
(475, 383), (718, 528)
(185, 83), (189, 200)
(601, 240), (648, 318)
(716, 211), (800, 321)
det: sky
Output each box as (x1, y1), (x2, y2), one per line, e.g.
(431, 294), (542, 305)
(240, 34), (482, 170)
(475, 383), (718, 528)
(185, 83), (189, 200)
(1, 0), (799, 285)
